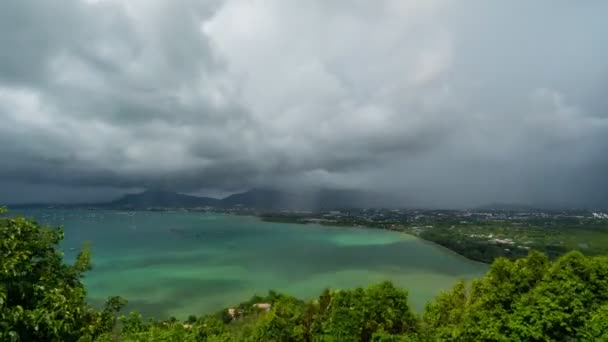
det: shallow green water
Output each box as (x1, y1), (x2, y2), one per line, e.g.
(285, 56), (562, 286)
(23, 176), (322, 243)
(21, 210), (487, 319)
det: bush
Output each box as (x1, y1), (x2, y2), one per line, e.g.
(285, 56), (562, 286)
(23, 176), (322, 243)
(0, 209), (123, 341)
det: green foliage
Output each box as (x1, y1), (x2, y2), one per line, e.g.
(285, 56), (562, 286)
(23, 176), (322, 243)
(422, 250), (608, 341)
(0, 210), (118, 341)
(578, 304), (608, 340)
(241, 282), (418, 341)
(370, 331), (410, 341)
(319, 282), (418, 341)
(421, 281), (468, 340)
(198, 315), (229, 340)
(247, 297), (309, 342)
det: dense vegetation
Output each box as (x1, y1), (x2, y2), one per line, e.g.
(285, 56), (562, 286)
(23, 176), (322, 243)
(414, 218), (608, 263)
(2, 208), (608, 341)
(0, 207), (126, 341)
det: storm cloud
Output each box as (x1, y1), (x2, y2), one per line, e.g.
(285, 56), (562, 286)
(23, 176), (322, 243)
(1, 0), (607, 207)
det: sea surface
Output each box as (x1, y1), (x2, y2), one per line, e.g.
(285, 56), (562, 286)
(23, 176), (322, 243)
(17, 209), (487, 319)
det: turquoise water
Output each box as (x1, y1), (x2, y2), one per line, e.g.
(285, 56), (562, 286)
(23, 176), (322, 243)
(20, 210), (487, 319)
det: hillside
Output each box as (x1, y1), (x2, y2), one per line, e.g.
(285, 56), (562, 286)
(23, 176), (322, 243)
(106, 190), (220, 209)
(104, 188), (399, 210)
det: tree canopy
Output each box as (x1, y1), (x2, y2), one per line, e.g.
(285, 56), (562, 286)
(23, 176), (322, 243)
(0, 208), (124, 341)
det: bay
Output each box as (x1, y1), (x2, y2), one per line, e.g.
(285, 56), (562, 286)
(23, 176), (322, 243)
(19, 209), (487, 319)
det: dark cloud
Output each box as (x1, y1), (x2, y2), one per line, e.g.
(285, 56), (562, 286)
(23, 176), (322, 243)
(1, 0), (607, 207)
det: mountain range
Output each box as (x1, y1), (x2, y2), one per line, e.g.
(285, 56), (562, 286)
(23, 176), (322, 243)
(100, 188), (399, 211)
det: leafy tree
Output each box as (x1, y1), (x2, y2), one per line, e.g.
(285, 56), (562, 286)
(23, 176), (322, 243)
(248, 297), (308, 342)
(421, 281), (468, 340)
(0, 209), (118, 341)
(321, 282), (417, 341)
(422, 250), (608, 341)
(578, 304), (608, 340)
(507, 251), (608, 340)
(120, 311), (146, 335)
(370, 331), (410, 341)
(199, 315), (229, 338)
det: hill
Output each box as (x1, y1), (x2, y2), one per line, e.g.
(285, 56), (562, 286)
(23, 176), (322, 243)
(105, 190), (220, 209)
(102, 188), (398, 210)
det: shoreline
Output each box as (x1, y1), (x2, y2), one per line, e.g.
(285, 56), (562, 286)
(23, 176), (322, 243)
(15, 207), (491, 265)
(19, 208), (489, 320)
(256, 216), (490, 266)
(14, 208), (492, 266)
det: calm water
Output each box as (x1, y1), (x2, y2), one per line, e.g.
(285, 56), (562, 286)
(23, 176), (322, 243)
(19, 210), (486, 319)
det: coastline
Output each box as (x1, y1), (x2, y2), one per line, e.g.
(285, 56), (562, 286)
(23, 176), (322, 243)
(414, 235), (490, 266)
(256, 216), (490, 266)
(14, 206), (492, 265)
(20, 208), (489, 319)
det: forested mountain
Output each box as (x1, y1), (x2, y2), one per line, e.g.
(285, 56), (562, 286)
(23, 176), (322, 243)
(103, 188), (398, 210)
(105, 190), (221, 209)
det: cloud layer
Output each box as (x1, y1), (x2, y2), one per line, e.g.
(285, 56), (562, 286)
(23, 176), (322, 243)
(1, 0), (607, 207)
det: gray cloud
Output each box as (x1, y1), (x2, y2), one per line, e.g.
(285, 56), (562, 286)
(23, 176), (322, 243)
(1, 0), (607, 207)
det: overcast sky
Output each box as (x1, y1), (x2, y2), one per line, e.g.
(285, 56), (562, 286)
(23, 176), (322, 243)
(1, 0), (607, 207)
